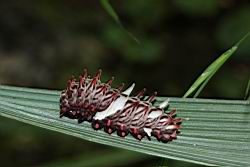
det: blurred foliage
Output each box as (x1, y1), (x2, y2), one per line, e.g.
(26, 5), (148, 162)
(174, 0), (220, 16)
(0, 0), (249, 167)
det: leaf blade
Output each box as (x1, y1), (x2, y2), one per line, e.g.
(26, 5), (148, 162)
(99, 0), (140, 44)
(0, 86), (249, 166)
(244, 77), (250, 100)
(183, 32), (250, 98)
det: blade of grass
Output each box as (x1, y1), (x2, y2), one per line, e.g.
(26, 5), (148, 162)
(244, 77), (250, 100)
(0, 85), (249, 167)
(100, 0), (121, 26)
(161, 32), (250, 167)
(183, 32), (250, 98)
(99, 0), (140, 44)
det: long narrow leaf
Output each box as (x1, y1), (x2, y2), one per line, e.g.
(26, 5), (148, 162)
(183, 32), (250, 98)
(100, 0), (121, 25)
(244, 77), (250, 100)
(0, 85), (249, 166)
(99, 0), (140, 44)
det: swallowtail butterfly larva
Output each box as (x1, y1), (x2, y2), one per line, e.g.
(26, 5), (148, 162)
(60, 69), (182, 143)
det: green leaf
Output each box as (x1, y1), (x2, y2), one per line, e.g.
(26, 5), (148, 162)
(183, 32), (250, 98)
(245, 77), (250, 100)
(100, 0), (120, 25)
(99, 0), (140, 44)
(0, 85), (249, 166)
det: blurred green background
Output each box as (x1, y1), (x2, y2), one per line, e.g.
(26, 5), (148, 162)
(0, 0), (249, 166)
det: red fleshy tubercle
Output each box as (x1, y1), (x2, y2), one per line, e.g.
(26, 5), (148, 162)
(60, 69), (182, 143)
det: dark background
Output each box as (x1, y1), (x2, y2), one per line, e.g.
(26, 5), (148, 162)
(0, 0), (249, 166)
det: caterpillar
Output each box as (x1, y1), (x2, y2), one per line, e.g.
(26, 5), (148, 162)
(60, 69), (182, 143)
